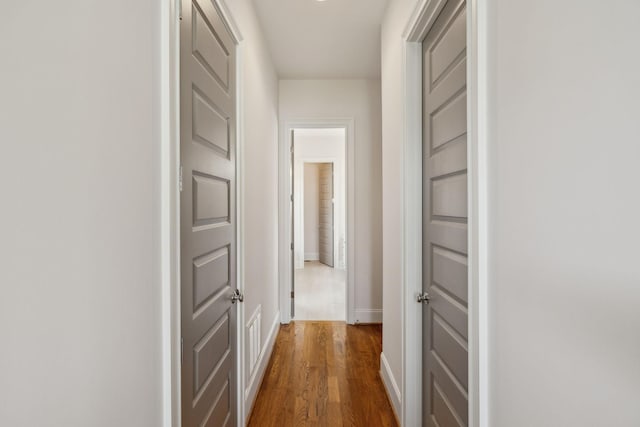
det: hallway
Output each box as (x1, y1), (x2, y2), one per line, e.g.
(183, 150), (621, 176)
(248, 322), (397, 427)
(3, 0), (640, 426)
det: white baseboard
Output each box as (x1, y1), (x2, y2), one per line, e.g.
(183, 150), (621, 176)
(244, 311), (280, 419)
(380, 352), (402, 423)
(304, 252), (319, 261)
(354, 309), (382, 324)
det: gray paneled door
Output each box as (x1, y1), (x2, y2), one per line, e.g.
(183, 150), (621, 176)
(422, 1), (469, 426)
(318, 163), (334, 267)
(180, 0), (237, 425)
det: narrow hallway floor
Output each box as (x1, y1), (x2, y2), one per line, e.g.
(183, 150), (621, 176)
(247, 321), (398, 427)
(294, 262), (346, 320)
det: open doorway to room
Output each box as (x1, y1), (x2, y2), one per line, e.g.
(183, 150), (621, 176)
(292, 128), (347, 320)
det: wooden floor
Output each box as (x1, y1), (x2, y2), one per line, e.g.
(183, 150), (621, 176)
(247, 321), (398, 427)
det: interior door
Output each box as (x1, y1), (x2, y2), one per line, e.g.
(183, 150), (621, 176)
(422, 1), (469, 426)
(318, 163), (334, 267)
(180, 0), (238, 425)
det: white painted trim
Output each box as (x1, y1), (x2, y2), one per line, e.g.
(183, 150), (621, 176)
(235, 40), (247, 427)
(354, 309), (383, 324)
(279, 118), (356, 324)
(401, 2), (443, 425)
(400, 1), (489, 426)
(380, 352), (402, 423)
(244, 311), (280, 421)
(304, 252), (320, 261)
(160, 0), (181, 426)
(467, 1), (490, 425)
(400, 33), (425, 427)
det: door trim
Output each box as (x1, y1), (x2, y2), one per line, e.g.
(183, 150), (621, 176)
(401, 1), (488, 426)
(160, 1), (245, 425)
(278, 119), (355, 324)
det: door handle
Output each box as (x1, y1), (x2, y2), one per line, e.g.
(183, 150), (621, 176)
(416, 292), (430, 304)
(231, 289), (244, 304)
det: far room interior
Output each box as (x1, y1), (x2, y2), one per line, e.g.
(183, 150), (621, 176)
(293, 128), (347, 321)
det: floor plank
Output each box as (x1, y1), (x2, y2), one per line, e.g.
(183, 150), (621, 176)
(247, 321), (398, 427)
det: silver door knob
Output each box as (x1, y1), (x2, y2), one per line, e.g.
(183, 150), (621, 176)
(231, 289), (244, 304)
(416, 292), (430, 304)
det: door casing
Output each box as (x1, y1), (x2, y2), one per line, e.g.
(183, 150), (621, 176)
(401, 0), (488, 426)
(278, 119), (355, 324)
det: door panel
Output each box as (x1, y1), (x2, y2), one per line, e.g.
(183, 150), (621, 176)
(422, 1), (468, 426)
(431, 93), (467, 149)
(431, 174), (467, 218)
(318, 163), (334, 267)
(429, 7), (467, 84)
(181, 0), (237, 425)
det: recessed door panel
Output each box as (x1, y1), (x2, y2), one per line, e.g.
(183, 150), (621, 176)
(194, 314), (230, 394)
(430, 354), (468, 422)
(429, 137), (467, 177)
(192, 173), (230, 227)
(431, 93), (467, 150)
(432, 380), (464, 427)
(423, 1), (468, 426)
(193, 246), (229, 311)
(429, 8), (467, 85)
(431, 174), (467, 218)
(201, 380), (231, 427)
(193, 89), (230, 156)
(432, 314), (468, 389)
(192, 1), (229, 89)
(432, 246), (468, 304)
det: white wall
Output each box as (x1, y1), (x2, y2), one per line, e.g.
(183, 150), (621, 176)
(0, 1), (281, 426)
(303, 164), (321, 260)
(225, 0), (281, 419)
(0, 1), (162, 425)
(381, 0), (640, 425)
(294, 129), (347, 270)
(281, 80), (383, 321)
(380, 0), (421, 407)
(486, 1), (640, 425)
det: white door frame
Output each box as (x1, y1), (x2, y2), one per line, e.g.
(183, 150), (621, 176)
(159, 0), (246, 425)
(279, 119), (355, 324)
(401, 0), (488, 426)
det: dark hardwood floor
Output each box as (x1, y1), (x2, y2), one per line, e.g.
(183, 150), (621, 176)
(247, 321), (398, 427)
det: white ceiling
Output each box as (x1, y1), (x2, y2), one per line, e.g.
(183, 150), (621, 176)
(252, 0), (388, 79)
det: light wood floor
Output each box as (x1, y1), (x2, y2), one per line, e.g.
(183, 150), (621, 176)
(295, 262), (346, 321)
(247, 321), (398, 427)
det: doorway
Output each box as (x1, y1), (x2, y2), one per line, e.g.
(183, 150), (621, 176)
(401, 0), (485, 424)
(292, 129), (347, 321)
